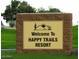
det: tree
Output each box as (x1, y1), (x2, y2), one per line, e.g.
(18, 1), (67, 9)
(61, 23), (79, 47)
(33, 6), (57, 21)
(1, 0), (61, 27)
(48, 8), (61, 12)
(37, 7), (61, 13)
(1, 0), (36, 27)
(17, 1), (36, 13)
(1, 0), (20, 22)
(37, 7), (47, 13)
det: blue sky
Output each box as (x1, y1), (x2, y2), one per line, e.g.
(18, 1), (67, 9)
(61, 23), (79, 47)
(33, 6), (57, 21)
(0, 0), (79, 26)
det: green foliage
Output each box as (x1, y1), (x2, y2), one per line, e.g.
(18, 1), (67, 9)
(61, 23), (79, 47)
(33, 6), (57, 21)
(49, 8), (61, 12)
(1, 0), (36, 22)
(17, 1), (36, 13)
(37, 7), (47, 13)
(1, 0), (61, 22)
(37, 7), (61, 13)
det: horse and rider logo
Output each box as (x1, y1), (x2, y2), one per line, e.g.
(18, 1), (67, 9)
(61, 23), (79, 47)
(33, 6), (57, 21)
(34, 23), (51, 30)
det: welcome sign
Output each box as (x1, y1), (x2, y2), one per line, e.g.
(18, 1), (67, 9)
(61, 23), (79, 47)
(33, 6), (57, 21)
(23, 21), (63, 49)
(16, 13), (72, 54)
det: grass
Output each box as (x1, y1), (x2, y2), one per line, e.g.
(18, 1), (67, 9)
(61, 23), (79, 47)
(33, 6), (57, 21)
(1, 25), (78, 59)
(1, 29), (16, 49)
(1, 50), (78, 59)
(1, 25), (78, 49)
(72, 25), (78, 48)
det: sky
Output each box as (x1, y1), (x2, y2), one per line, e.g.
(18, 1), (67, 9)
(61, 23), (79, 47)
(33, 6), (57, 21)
(0, 0), (79, 26)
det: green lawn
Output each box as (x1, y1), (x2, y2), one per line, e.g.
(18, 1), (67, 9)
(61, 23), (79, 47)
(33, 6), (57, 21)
(72, 25), (78, 48)
(1, 29), (16, 49)
(1, 50), (78, 59)
(1, 25), (78, 59)
(1, 25), (78, 49)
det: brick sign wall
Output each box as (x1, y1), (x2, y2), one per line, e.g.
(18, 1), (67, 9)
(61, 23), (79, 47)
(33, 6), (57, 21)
(16, 13), (72, 55)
